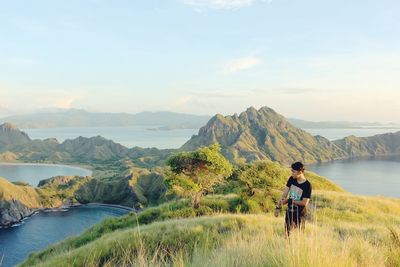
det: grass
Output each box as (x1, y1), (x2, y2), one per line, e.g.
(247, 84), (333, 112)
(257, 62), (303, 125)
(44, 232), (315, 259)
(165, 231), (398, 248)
(19, 190), (400, 267)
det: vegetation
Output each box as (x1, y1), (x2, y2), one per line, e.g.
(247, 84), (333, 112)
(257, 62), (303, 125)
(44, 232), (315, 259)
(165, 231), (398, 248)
(19, 191), (400, 267)
(0, 175), (90, 209)
(180, 106), (400, 165)
(166, 144), (233, 208)
(75, 167), (167, 209)
(1, 112), (400, 266)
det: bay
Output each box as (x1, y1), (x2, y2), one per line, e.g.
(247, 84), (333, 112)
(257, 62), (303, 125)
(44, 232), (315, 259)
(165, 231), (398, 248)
(0, 163), (92, 186)
(0, 205), (129, 267)
(309, 155), (400, 198)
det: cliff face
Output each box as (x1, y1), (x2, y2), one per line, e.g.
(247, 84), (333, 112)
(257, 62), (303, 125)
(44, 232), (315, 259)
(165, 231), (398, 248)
(0, 176), (90, 227)
(0, 199), (33, 227)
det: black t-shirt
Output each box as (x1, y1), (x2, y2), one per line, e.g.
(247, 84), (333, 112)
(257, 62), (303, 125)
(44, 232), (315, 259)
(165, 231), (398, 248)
(286, 176), (312, 214)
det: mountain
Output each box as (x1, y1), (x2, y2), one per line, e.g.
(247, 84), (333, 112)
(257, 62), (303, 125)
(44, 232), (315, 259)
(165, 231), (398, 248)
(333, 132), (400, 157)
(2, 105), (400, 166)
(0, 123), (31, 148)
(59, 136), (130, 161)
(0, 122), (173, 163)
(0, 109), (210, 129)
(181, 107), (348, 165)
(181, 106), (400, 165)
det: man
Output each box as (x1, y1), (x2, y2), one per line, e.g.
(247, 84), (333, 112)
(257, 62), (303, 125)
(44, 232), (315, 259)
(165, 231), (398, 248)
(274, 162), (312, 237)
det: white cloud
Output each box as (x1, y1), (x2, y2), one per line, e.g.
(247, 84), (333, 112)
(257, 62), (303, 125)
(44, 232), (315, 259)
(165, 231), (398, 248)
(183, 0), (254, 10)
(224, 56), (263, 73)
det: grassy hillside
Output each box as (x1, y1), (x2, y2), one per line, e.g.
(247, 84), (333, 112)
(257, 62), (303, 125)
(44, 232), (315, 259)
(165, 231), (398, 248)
(20, 190), (400, 267)
(181, 106), (400, 165)
(0, 177), (42, 208)
(75, 167), (166, 208)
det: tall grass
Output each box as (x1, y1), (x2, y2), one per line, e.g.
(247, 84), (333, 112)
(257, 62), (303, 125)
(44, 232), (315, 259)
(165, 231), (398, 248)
(19, 190), (400, 267)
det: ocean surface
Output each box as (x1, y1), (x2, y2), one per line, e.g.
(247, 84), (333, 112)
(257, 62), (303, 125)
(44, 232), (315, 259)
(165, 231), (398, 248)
(0, 163), (92, 186)
(22, 126), (198, 149)
(0, 205), (129, 267)
(304, 128), (400, 141)
(21, 126), (400, 149)
(309, 155), (400, 198)
(0, 164), (127, 266)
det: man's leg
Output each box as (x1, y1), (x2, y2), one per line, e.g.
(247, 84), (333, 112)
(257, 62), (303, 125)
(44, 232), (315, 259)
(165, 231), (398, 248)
(285, 212), (291, 238)
(285, 211), (298, 237)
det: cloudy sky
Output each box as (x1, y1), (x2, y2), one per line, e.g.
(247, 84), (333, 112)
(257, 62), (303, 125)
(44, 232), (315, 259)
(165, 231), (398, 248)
(1, 0), (399, 122)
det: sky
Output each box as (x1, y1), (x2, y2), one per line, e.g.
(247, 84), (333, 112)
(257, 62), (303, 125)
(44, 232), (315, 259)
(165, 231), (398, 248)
(1, 0), (399, 123)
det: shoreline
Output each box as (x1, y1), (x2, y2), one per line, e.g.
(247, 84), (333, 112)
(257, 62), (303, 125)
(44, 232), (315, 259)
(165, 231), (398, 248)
(0, 203), (135, 229)
(0, 162), (93, 173)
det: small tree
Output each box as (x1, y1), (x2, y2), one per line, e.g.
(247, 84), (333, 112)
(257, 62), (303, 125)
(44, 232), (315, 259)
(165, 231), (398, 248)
(166, 143), (233, 208)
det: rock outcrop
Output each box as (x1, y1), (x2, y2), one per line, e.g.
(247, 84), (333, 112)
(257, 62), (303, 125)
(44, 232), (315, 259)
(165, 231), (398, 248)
(0, 199), (33, 227)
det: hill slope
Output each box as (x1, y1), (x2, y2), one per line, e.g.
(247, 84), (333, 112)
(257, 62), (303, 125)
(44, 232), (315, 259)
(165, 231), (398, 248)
(181, 106), (400, 165)
(19, 191), (400, 267)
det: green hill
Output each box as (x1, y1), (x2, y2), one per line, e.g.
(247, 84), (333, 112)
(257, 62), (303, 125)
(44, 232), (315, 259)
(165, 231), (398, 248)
(19, 191), (400, 267)
(75, 167), (167, 209)
(0, 123), (31, 148)
(2, 105), (400, 166)
(0, 176), (90, 226)
(181, 106), (400, 165)
(181, 107), (347, 164)
(0, 122), (173, 165)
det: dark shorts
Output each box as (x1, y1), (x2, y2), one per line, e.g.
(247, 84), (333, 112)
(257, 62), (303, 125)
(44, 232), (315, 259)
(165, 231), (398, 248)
(285, 207), (305, 235)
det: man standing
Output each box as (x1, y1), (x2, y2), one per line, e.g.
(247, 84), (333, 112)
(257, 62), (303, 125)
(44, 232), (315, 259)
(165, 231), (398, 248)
(274, 162), (312, 237)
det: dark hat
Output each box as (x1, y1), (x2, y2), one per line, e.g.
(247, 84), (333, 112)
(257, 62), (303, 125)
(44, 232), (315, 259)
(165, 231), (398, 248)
(291, 162), (305, 171)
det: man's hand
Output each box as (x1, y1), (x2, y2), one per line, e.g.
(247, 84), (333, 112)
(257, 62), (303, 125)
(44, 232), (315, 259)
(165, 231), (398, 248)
(274, 208), (279, 217)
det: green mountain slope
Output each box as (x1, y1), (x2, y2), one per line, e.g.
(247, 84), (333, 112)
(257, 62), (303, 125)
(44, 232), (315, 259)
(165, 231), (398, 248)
(181, 106), (400, 165)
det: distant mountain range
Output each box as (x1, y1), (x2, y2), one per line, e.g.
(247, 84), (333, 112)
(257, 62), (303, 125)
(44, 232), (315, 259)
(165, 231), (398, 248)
(1, 106), (400, 165)
(0, 109), (211, 129)
(1, 108), (398, 130)
(0, 122), (172, 166)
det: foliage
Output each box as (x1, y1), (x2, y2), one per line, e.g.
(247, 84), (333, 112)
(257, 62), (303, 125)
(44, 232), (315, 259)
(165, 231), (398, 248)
(166, 144), (233, 208)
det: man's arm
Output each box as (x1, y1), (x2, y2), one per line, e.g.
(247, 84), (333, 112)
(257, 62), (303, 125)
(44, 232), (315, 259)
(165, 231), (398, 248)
(277, 186), (290, 207)
(293, 198), (310, 206)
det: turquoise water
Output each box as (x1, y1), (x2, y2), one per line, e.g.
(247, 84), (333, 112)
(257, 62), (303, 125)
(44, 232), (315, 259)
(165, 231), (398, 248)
(0, 163), (92, 186)
(0, 205), (129, 267)
(309, 155), (400, 198)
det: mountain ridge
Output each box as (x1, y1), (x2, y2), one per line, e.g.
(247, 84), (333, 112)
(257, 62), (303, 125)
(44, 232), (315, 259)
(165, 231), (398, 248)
(181, 106), (400, 165)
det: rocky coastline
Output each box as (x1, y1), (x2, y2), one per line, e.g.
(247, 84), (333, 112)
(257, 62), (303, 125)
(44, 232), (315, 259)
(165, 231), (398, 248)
(0, 201), (135, 228)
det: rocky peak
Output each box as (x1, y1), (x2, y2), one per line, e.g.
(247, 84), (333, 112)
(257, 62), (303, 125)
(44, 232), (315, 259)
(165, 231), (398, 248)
(0, 122), (31, 145)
